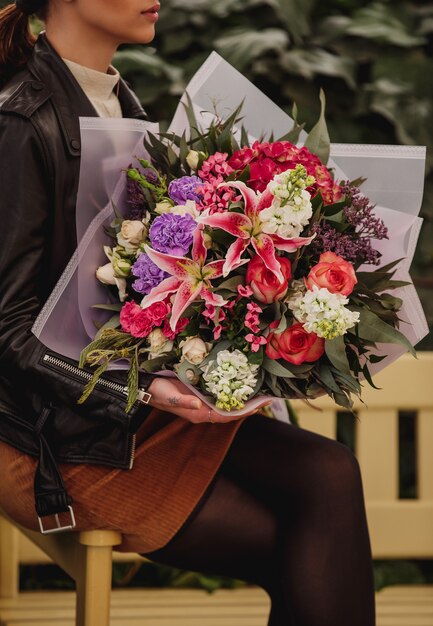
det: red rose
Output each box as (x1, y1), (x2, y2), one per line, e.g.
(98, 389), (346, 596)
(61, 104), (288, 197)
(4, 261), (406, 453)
(305, 251), (357, 296)
(120, 301), (142, 333)
(129, 309), (153, 338)
(266, 323), (325, 365)
(147, 301), (170, 325)
(246, 255), (292, 304)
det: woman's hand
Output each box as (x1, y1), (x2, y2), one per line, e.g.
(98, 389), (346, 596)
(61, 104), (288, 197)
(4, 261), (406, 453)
(147, 377), (271, 423)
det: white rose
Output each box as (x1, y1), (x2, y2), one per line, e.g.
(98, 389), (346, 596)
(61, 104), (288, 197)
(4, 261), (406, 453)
(171, 200), (199, 219)
(155, 200), (173, 214)
(180, 336), (212, 365)
(116, 220), (147, 252)
(147, 328), (173, 358)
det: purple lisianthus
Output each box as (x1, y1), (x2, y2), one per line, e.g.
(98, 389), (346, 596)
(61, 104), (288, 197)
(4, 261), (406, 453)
(149, 213), (196, 256)
(168, 176), (203, 205)
(132, 253), (169, 295)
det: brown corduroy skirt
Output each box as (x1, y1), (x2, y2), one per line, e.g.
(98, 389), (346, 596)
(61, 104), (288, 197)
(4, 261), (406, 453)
(0, 409), (247, 553)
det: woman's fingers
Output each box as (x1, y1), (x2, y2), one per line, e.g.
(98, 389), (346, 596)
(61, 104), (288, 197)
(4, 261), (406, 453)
(147, 377), (273, 423)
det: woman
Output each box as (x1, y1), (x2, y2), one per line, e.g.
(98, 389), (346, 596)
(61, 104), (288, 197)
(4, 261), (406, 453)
(0, 1), (376, 624)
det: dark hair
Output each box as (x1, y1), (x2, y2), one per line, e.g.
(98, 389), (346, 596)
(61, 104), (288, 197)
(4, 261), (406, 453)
(0, 1), (47, 89)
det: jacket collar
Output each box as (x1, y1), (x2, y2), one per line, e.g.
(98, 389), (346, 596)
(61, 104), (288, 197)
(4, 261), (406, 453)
(27, 34), (147, 157)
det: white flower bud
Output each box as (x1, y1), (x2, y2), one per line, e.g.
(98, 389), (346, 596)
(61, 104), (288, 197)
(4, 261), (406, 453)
(186, 150), (200, 170)
(96, 262), (116, 285)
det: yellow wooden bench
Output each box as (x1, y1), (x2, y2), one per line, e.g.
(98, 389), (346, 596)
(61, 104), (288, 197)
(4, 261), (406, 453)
(1, 352), (432, 625)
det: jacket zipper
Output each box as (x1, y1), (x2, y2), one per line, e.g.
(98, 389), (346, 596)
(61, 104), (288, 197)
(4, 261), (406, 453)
(42, 353), (147, 468)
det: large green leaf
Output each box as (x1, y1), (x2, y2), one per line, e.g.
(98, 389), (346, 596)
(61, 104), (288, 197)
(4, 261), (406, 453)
(279, 49), (356, 89)
(215, 28), (289, 72)
(346, 3), (425, 47)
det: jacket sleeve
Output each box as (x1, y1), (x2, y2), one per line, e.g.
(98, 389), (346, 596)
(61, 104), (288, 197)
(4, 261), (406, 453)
(0, 114), (152, 429)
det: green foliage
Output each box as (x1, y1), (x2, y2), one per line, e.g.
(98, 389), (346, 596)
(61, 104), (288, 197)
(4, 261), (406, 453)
(113, 0), (433, 346)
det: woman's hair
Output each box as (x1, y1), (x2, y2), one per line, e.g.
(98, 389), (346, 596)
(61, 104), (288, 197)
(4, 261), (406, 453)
(0, 1), (47, 89)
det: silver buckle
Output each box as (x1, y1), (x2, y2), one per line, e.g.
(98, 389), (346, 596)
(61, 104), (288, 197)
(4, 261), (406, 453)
(137, 390), (152, 404)
(38, 505), (76, 534)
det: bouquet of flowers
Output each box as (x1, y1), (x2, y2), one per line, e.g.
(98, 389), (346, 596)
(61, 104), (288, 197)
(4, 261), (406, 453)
(76, 96), (417, 414)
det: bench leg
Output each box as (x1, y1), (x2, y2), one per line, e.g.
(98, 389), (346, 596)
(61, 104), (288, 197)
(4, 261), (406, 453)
(75, 530), (122, 626)
(0, 516), (19, 599)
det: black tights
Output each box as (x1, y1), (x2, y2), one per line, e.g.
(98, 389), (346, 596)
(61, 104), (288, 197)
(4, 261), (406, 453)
(143, 413), (376, 625)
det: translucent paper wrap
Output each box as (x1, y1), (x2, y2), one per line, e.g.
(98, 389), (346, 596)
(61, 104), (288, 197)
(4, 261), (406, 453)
(32, 52), (428, 419)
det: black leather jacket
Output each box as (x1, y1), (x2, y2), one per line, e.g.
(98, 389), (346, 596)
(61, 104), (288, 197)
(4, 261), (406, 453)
(0, 34), (153, 524)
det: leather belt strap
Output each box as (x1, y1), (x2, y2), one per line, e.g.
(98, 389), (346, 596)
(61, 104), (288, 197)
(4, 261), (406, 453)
(33, 404), (73, 519)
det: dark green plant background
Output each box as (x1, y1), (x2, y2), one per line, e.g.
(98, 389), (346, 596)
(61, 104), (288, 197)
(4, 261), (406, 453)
(111, 0), (433, 347)
(2, 0), (432, 593)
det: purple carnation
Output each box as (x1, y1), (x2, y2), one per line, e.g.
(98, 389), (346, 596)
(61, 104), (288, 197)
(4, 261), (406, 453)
(168, 176), (203, 205)
(132, 253), (168, 295)
(149, 213), (196, 256)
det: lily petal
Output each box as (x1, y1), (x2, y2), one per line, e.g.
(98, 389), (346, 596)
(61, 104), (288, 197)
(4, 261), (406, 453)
(140, 275), (180, 308)
(201, 289), (228, 307)
(203, 259), (226, 279)
(223, 237), (249, 277)
(170, 280), (203, 331)
(197, 210), (251, 239)
(192, 226), (207, 266)
(256, 188), (274, 213)
(252, 234), (284, 282)
(272, 233), (316, 253)
(144, 244), (196, 278)
(219, 180), (259, 217)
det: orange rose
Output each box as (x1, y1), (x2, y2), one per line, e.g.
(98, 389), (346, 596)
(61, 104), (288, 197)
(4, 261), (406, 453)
(266, 323), (325, 365)
(246, 255), (292, 304)
(305, 251), (357, 296)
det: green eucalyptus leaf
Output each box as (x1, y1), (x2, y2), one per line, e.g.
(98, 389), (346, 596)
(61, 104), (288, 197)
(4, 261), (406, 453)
(356, 308), (416, 356)
(325, 335), (352, 375)
(262, 357), (295, 378)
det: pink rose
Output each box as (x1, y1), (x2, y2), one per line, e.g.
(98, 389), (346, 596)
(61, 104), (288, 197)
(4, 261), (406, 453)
(305, 252), (357, 296)
(246, 255), (292, 304)
(266, 323), (325, 365)
(120, 301), (142, 333)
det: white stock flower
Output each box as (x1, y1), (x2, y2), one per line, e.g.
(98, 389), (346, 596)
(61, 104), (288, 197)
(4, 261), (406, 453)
(147, 328), (173, 358)
(288, 285), (360, 339)
(202, 349), (259, 410)
(260, 165), (315, 238)
(180, 336), (212, 365)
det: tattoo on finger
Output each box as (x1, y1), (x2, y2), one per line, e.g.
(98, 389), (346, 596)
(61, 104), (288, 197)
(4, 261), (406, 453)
(168, 397), (180, 406)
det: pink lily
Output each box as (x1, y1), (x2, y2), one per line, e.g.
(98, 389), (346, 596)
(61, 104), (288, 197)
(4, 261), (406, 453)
(141, 228), (229, 331)
(196, 181), (315, 281)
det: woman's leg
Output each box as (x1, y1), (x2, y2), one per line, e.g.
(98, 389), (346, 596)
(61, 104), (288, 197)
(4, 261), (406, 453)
(144, 413), (376, 626)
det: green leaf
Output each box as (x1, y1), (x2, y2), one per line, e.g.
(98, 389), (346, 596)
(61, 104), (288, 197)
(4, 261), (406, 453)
(262, 357), (295, 378)
(356, 308), (416, 357)
(126, 349), (139, 413)
(77, 362), (109, 405)
(304, 89), (330, 165)
(325, 335), (352, 376)
(280, 49), (356, 89)
(215, 28), (289, 73)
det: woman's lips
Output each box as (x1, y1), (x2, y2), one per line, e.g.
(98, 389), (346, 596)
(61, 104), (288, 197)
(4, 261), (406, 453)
(141, 6), (159, 22)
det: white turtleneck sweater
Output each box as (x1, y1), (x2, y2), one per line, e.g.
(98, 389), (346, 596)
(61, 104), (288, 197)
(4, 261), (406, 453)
(62, 58), (123, 118)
